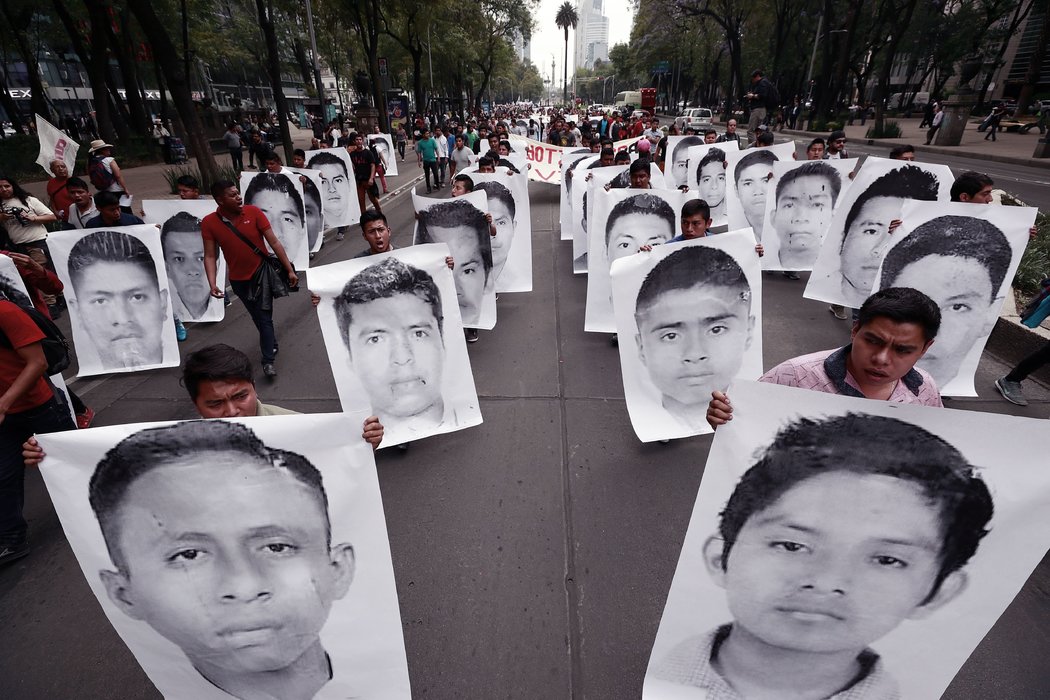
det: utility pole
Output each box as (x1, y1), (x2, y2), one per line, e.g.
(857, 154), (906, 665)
(304, 0), (327, 120)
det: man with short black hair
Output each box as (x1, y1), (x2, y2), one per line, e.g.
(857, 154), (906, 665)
(744, 70), (772, 144)
(85, 192), (144, 228)
(824, 130), (849, 159)
(889, 144), (916, 161)
(950, 171), (994, 203)
(349, 132), (382, 215)
(717, 119), (740, 146)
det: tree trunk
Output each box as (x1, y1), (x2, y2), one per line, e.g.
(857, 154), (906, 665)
(0, 4), (51, 123)
(83, 0), (118, 143)
(0, 43), (26, 133)
(873, 0), (921, 134)
(1015, 0), (1049, 115)
(125, 0), (220, 184)
(563, 30), (569, 104)
(254, 0), (294, 162)
(107, 7), (151, 137)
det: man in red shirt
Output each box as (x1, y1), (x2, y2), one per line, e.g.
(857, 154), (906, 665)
(0, 299), (75, 565)
(201, 181), (298, 378)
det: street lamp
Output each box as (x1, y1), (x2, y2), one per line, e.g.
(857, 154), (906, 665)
(602, 76), (615, 104)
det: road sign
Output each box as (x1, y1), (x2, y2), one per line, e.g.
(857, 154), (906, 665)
(653, 61), (671, 75)
(378, 57), (388, 76)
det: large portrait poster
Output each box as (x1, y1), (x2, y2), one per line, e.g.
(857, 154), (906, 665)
(0, 254), (33, 307)
(644, 380), (1050, 700)
(309, 244), (483, 446)
(760, 159), (857, 271)
(37, 413), (412, 699)
(286, 167), (327, 253)
(367, 133), (398, 177)
(574, 164), (629, 274)
(872, 200), (1034, 396)
(469, 171), (533, 293)
(47, 225), (180, 377)
(305, 147), (362, 230)
(804, 158), (954, 308)
(142, 199), (227, 323)
(239, 171), (311, 271)
(685, 143), (737, 227)
(611, 229), (763, 441)
(559, 150), (594, 239)
(411, 190), (497, 329)
(724, 141), (804, 243)
(585, 187), (694, 333)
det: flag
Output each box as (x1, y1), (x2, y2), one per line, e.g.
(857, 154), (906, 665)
(35, 114), (79, 177)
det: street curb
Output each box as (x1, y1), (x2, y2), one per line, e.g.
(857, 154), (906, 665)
(986, 318), (1050, 384)
(778, 128), (1050, 169)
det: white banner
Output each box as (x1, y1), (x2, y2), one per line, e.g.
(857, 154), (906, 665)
(35, 113), (79, 177)
(508, 135), (637, 185)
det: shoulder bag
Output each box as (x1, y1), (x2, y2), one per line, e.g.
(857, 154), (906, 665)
(220, 219), (298, 309)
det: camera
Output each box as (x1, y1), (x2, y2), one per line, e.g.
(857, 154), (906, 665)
(1, 205), (31, 227)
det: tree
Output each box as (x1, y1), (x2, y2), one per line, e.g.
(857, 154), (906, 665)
(253, 0), (294, 162)
(555, 1), (578, 103)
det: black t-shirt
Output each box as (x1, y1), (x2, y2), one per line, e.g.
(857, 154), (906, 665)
(348, 148), (375, 182)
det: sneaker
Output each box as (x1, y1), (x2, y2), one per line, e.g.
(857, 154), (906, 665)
(994, 377), (1028, 406)
(397, 442), (411, 451)
(426, 187), (432, 194)
(262, 363), (277, 378)
(610, 334), (618, 346)
(465, 328), (479, 343)
(335, 229), (345, 241)
(76, 407), (95, 430)
(0, 539), (29, 566)
(828, 304), (848, 320)
(174, 318), (188, 341)
(782, 271), (801, 280)
(272, 343), (279, 356)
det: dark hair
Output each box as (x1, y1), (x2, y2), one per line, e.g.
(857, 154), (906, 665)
(807, 137), (826, 151)
(93, 191), (120, 209)
(636, 245), (749, 317)
(416, 198), (492, 277)
(65, 177), (90, 192)
(89, 420), (331, 571)
(682, 198), (711, 221)
(210, 179), (236, 198)
(879, 215), (1011, 302)
(889, 144), (915, 160)
(629, 159), (650, 176)
(478, 156), (494, 169)
(244, 172), (305, 224)
(718, 413), (993, 600)
(614, 151), (631, 163)
(160, 211), (203, 253)
(359, 209), (387, 230)
(453, 173), (474, 191)
(307, 151), (350, 179)
(263, 152), (282, 164)
(474, 180), (516, 219)
(334, 257), (444, 348)
(68, 229), (159, 291)
(950, 171), (994, 202)
(0, 174), (32, 207)
(182, 343), (254, 399)
(599, 147), (615, 159)
(605, 192), (675, 248)
(667, 134), (701, 162)
(842, 165), (939, 248)
(734, 150), (778, 187)
(856, 286), (942, 341)
(775, 160), (843, 203)
(293, 148), (306, 159)
(0, 275), (34, 308)
(348, 131), (361, 142)
(756, 131), (775, 146)
(175, 175), (200, 190)
(300, 175), (322, 213)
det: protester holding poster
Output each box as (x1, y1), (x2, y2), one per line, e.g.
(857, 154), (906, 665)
(240, 171), (311, 271)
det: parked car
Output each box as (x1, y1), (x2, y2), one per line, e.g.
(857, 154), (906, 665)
(681, 107), (713, 130)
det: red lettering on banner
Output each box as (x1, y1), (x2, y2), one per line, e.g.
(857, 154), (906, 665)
(54, 139), (67, 159)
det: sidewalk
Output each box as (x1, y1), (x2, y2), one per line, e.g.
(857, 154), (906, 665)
(779, 115), (1049, 169)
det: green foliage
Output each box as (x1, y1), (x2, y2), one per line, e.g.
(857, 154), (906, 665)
(0, 134), (157, 183)
(1012, 209), (1050, 298)
(866, 120), (902, 138)
(162, 162), (241, 194)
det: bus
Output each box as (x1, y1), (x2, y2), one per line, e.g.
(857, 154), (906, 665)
(613, 90), (642, 110)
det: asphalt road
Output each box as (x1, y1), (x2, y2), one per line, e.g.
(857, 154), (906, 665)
(1, 156), (1048, 698)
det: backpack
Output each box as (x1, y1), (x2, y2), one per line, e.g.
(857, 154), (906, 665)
(88, 155), (116, 191)
(764, 79), (781, 111)
(0, 304), (72, 375)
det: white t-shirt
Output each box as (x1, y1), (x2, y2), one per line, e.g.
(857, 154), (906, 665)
(68, 202), (99, 229)
(435, 136), (449, 158)
(0, 195), (51, 243)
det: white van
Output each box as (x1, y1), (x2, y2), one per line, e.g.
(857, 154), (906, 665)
(682, 107), (713, 130)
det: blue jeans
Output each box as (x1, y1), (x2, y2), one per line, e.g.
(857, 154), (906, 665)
(0, 395), (76, 543)
(231, 278), (278, 364)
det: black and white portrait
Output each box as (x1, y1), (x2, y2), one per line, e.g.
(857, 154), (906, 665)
(586, 188), (694, 333)
(686, 143), (737, 227)
(47, 225), (179, 376)
(760, 159), (856, 271)
(646, 380), (1050, 700)
(560, 151), (596, 240)
(611, 229), (762, 441)
(723, 140), (798, 242)
(239, 171), (310, 271)
(667, 135), (706, 190)
(0, 254), (33, 307)
(143, 199), (228, 322)
(36, 414), (412, 699)
(412, 190), (496, 329)
(367, 133), (398, 177)
(309, 244), (483, 446)
(305, 147), (362, 230)
(805, 158), (954, 308)
(286, 168), (327, 253)
(573, 163), (630, 274)
(469, 171), (533, 293)
(873, 201), (1034, 396)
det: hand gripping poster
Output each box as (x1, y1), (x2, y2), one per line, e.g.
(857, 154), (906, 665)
(645, 379), (1050, 700)
(36, 413), (412, 699)
(309, 243), (483, 446)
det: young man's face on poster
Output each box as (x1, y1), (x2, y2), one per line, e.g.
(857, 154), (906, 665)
(425, 224), (488, 323)
(312, 162), (349, 223)
(162, 229), (209, 317)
